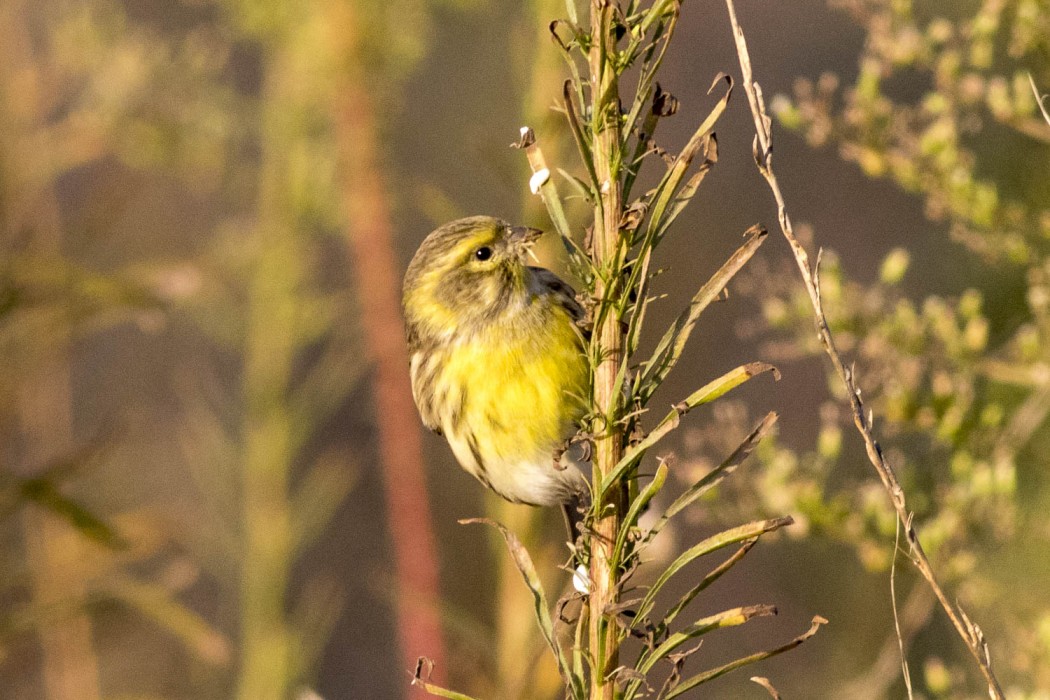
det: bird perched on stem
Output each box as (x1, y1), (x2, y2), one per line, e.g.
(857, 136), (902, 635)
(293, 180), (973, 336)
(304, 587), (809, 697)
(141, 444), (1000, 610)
(402, 216), (590, 516)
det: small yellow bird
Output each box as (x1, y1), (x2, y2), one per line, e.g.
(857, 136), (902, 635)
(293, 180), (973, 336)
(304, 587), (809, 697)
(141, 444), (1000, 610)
(402, 216), (589, 508)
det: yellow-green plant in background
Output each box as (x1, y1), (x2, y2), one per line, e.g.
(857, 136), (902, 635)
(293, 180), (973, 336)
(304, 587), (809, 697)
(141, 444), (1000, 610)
(720, 0), (1050, 695)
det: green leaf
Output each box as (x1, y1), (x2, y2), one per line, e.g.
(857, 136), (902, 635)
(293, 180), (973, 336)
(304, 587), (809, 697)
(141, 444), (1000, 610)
(563, 0), (578, 25)
(635, 516), (794, 623)
(624, 247), (654, 358)
(622, 8), (683, 198)
(411, 684), (480, 700)
(562, 81), (598, 190)
(649, 412), (778, 541)
(662, 616), (828, 697)
(412, 658), (484, 700)
(460, 518), (585, 699)
(639, 224), (767, 404)
(650, 362), (777, 443)
(613, 459), (668, 561)
(107, 574), (230, 665)
(634, 74), (733, 257)
(291, 453), (357, 554)
(599, 363), (777, 495)
(19, 478), (126, 549)
(639, 604), (776, 674)
(659, 539), (759, 633)
(513, 128), (592, 283)
(645, 134), (717, 249)
(558, 168), (594, 203)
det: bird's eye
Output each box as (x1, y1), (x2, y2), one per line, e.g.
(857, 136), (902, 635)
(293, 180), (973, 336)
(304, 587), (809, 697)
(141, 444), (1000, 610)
(474, 246), (493, 261)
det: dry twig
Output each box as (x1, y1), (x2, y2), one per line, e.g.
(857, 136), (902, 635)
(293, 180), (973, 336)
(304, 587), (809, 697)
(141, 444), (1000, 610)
(723, 1), (1005, 697)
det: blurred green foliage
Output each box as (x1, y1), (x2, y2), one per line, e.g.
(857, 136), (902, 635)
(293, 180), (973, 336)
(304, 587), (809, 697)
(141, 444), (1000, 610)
(0, 0), (437, 697)
(704, 0), (1050, 696)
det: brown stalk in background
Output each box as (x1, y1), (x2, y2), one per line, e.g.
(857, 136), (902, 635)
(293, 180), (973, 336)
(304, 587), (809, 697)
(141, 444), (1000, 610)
(723, 0), (1004, 696)
(329, 4), (446, 694)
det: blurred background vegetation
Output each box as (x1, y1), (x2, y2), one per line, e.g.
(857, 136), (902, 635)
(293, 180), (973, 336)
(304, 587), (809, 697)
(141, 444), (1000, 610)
(0, 0), (1046, 698)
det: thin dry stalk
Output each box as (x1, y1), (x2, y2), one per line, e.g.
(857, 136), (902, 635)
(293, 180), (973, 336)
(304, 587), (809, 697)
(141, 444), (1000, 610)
(723, 1), (1005, 697)
(1029, 73), (1050, 127)
(840, 583), (934, 698)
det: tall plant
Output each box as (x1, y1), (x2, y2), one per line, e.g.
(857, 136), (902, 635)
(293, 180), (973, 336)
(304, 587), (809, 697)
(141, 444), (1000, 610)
(415, 1), (824, 697)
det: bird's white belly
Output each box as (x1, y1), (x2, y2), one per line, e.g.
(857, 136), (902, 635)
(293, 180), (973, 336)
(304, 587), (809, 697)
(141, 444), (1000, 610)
(444, 427), (587, 506)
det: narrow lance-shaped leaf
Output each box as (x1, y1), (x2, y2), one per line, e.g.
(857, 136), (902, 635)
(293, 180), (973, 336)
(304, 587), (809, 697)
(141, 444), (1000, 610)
(661, 616), (828, 698)
(645, 411), (778, 545)
(572, 598), (586, 684)
(19, 477), (126, 549)
(635, 74), (732, 256)
(642, 363), (777, 455)
(557, 168), (594, 203)
(106, 574), (230, 665)
(411, 682), (481, 700)
(751, 677), (784, 700)
(624, 246), (654, 358)
(289, 338), (365, 450)
(291, 575), (345, 684)
(562, 80), (599, 189)
(513, 127), (591, 282)
(622, 0), (680, 66)
(549, 20), (587, 112)
(638, 604), (776, 675)
(563, 0), (578, 25)
(599, 362), (776, 494)
(460, 518), (585, 699)
(639, 225), (767, 403)
(622, 91), (667, 203)
(613, 459), (669, 561)
(635, 516), (794, 623)
(646, 134), (718, 251)
(659, 539), (759, 633)
(621, 6), (681, 186)
(290, 455), (357, 554)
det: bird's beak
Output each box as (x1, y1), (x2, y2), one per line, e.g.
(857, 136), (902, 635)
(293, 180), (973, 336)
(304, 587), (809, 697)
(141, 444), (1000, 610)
(506, 225), (541, 264)
(509, 226), (543, 263)
(508, 225), (544, 246)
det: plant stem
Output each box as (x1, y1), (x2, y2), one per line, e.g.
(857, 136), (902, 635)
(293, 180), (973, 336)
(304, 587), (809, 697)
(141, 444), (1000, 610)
(588, 2), (625, 697)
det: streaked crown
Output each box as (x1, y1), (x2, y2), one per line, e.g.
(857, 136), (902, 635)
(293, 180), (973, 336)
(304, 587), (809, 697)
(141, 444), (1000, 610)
(402, 216), (542, 342)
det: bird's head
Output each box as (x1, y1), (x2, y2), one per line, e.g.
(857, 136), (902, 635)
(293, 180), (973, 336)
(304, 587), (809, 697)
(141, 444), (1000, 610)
(402, 216), (544, 336)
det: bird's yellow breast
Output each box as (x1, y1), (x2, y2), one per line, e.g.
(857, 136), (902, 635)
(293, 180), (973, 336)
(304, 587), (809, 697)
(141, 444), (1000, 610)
(417, 298), (587, 504)
(441, 315), (586, 462)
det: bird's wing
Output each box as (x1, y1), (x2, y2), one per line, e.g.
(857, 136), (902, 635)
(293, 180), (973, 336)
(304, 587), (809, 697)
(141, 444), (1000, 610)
(530, 267), (589, 338)
(408, 349), (445, 435)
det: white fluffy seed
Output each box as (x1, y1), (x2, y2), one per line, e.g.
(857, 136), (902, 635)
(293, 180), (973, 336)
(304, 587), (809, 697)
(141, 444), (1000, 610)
(573, 564), (590, 594)
(529, 168), (551, 194)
